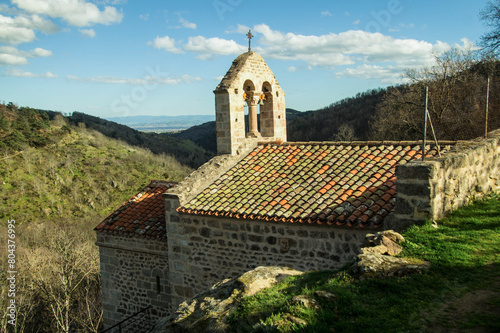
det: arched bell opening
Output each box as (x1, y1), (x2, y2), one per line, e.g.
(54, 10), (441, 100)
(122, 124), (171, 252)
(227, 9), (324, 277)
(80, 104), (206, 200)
(260, 81), (275, 138)
(242, 79), (261, 138)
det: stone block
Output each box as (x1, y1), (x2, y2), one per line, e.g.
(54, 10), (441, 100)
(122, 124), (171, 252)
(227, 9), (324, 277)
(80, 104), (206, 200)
(169, 214), (180, 223)
(394, 196), (414, 215)
(397, 181), (431, 197)
(396, 161), (438, 180)
(248, 234), (263, 242)
(199, 227), (211, 238)
(207, 220), (220, 228)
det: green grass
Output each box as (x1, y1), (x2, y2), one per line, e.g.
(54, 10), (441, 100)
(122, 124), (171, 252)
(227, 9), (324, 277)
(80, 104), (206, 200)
(228, 194), (500, 332)
(0, 122), (193, 225)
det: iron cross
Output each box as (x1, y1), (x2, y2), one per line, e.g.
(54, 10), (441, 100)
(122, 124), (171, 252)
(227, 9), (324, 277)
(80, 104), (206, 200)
(246, 29), (253, 52)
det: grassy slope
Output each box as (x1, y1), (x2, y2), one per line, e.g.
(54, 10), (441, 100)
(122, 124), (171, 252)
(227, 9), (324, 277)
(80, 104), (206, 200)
(228, 195), (500, 333)
(0, 114), (194, 332)
(0, 121), (193, 225)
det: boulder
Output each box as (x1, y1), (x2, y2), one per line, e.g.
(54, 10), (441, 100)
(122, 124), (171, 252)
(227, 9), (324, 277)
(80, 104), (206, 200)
(349, 254), (430, 280)
(362, 230), (405, 256)
(152, 266), (303, 333)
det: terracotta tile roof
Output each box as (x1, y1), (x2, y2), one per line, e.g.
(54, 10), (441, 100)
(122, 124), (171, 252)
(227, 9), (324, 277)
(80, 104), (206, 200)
(178, 142), (451, 229)
(95, 180), (176, 240)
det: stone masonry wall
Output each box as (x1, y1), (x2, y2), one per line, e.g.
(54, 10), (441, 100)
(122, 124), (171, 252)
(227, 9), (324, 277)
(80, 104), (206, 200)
(96, 234), (172, 329)
(164, 197), (368, 307)
(387, 129), (500, 230)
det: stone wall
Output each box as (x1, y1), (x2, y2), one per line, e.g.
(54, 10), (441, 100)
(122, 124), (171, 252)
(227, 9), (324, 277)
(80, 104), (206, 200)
(387, 129), (500, 230)
(164, 196), (368, 306)
(96, 234), (172, 329)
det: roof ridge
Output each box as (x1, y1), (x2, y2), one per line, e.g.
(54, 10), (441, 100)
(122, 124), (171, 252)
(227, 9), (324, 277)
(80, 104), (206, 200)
(256, 140), (459, 147)
(150, 179), (178, 186)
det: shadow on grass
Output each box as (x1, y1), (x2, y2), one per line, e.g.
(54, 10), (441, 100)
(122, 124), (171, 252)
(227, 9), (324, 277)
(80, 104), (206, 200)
(228, 196), (500, 332)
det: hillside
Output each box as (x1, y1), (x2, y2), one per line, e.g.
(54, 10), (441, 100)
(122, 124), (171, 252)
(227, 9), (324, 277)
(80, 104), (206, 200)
(287, 89), (385, 142)
(42, 111), (214, 168)
(0, 106), (192, 223)
(171, 90), (385, 154)
(0, 104), (193, 332)
(171, 110), (304, 154)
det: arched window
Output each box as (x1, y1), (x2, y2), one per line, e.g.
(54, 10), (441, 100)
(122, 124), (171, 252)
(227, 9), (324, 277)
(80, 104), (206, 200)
(242, 79), (260, 137)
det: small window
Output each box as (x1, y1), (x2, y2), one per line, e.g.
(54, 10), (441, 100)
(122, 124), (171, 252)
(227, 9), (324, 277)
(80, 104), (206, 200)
(156, 276), (161, 294)
(234, 88), (239, 94)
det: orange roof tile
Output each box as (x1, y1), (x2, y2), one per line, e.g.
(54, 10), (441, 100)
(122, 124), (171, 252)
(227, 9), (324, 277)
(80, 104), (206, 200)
(178, 142), (453, 229)
(95, 180), (176, 240)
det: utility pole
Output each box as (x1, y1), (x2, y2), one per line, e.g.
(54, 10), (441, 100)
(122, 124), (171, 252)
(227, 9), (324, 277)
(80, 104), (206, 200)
(422, 86), (428, 161)
(485, 76), (490, 139)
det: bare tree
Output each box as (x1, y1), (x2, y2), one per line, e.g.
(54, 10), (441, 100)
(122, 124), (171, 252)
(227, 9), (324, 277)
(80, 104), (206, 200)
(480, 0), (500, 55)
(333, 124), (357, 141)
(26, 227), (100, 333)
(371, 47), (491, 140)
(52, 114), (67, 128)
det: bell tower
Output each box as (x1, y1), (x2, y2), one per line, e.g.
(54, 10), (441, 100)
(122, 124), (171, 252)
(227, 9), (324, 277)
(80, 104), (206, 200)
(214, 48), (286, 155)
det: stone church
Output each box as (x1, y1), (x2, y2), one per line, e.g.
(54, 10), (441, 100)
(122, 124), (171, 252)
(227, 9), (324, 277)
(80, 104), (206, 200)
(95, 49), (500, 329)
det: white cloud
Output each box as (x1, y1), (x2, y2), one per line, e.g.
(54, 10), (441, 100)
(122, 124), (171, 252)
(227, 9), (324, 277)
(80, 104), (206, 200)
(0, 13), (58, 44)
(250, 24), (453, 76)
(321, 11), (332, 17)
(183, 36), (246, 59)
(0, 52), (28, 65)
(139, 13), (149, 21)
(4, 67), (57, 78)
(179, 16), (196, 29)
(336, 64), (407, 83)
(287, 66), (296, 72)
(66, 74), (201, 85)
(93, 0), (127, 5)
(79, 28), (95, 37)
(353, 19), (360, 25)
(225, 24), (250, 34)
(32, 47), (53, 57)
(158, 23), (465, 84)
(0, 46), (52, 65)
(12, 0), (123, 27)
(151, 35), (184, 54)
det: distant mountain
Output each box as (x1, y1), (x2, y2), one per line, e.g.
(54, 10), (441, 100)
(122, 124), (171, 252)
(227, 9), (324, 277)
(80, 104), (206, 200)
(106, 115), (215, 132)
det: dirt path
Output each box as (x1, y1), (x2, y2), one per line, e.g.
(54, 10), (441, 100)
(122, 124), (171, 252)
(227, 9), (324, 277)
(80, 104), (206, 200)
(423, 279), (500, 332)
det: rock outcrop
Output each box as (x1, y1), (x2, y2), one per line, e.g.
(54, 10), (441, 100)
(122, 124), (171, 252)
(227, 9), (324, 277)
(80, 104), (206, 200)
(152, 266), (303, 333)
(361, 230), (405, 256)
(350, 230), (430, 280)
(349, 254), (431, 280)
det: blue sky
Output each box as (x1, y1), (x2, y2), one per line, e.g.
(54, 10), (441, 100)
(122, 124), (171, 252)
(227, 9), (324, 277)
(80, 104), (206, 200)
(0, 0), (490, 118)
